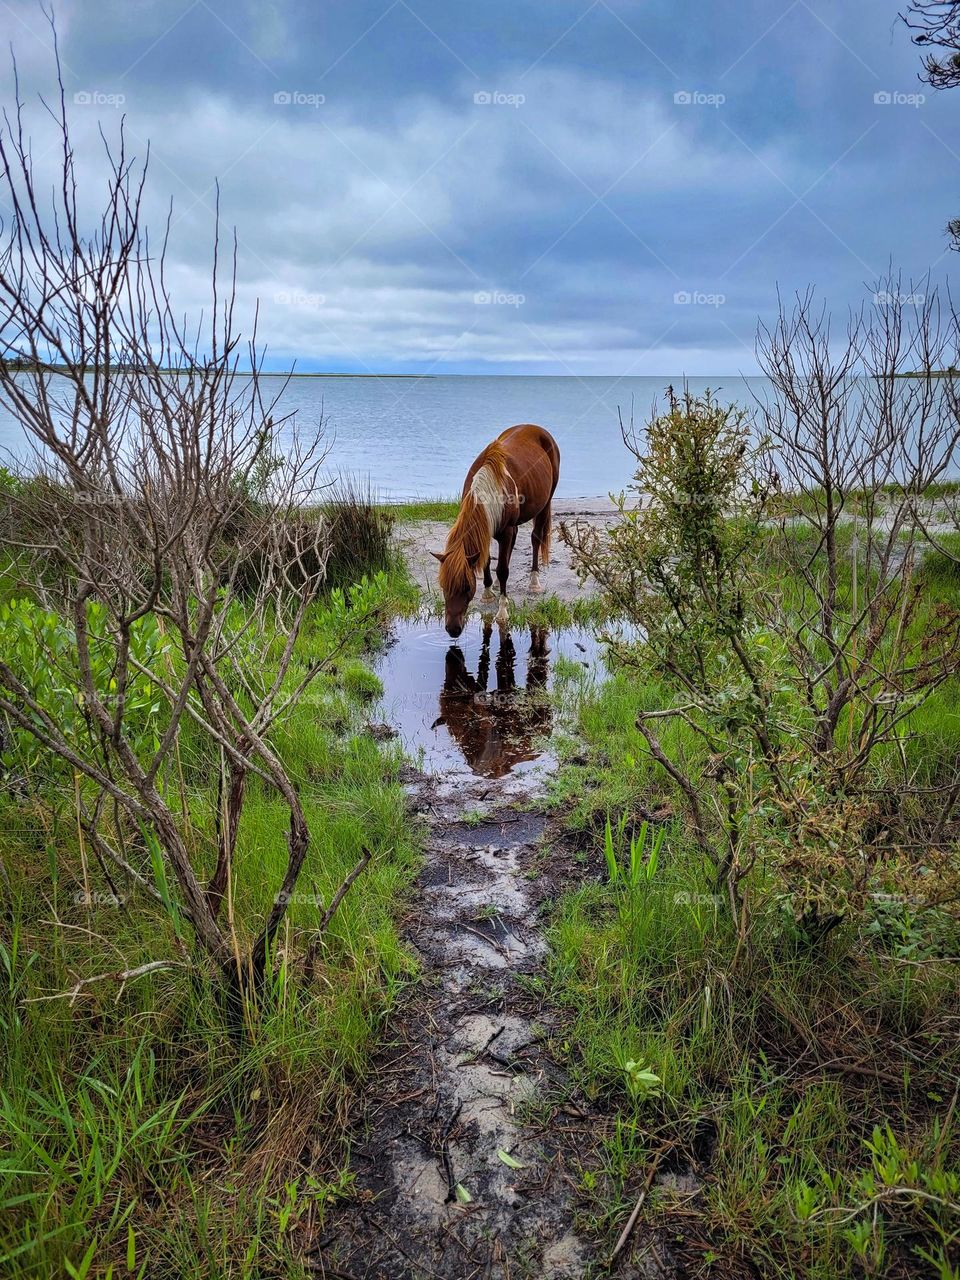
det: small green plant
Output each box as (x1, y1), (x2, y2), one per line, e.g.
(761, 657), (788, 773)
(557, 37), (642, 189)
(622, 1058), (662, 1102)
(792, 1179), (819, 1222)
(268, 1170), (354, 1249)
(602, 813), (665, 891)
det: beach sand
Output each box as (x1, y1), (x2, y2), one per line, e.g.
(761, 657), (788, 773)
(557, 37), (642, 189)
(397, 497), (619, 605)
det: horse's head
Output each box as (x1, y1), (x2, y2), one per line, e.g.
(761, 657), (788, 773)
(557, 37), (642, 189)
(431, 547), (480, 637)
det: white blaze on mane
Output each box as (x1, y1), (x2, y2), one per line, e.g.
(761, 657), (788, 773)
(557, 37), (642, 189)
(469, 462), (507, 536)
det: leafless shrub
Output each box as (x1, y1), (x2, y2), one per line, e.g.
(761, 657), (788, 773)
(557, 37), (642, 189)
(904, 1), (960, 91)
(757, 284), (960, 779)
(0, 43), (351, 996)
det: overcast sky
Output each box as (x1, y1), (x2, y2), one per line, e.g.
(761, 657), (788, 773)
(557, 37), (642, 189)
(2, 0), (957, 374)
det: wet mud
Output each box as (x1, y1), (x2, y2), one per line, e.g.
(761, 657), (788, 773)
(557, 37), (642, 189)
(318, 614), (687, 1279)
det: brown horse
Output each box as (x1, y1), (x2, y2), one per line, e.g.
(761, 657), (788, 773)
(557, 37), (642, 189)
(432, 424), (561, 637)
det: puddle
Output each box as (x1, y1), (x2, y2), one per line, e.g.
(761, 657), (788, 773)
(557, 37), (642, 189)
(374, 615), (612, 778)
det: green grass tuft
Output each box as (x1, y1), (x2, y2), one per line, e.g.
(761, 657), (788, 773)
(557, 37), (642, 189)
(384, 496), (460, 523)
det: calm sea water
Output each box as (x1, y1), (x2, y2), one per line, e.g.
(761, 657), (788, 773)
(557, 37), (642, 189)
(0, 374), (771, 499)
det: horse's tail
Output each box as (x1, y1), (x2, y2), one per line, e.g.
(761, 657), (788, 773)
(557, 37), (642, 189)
(539, 501), (552, 566)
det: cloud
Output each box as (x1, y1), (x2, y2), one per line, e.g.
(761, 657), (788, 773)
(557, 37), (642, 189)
(0, 0), (955, 372)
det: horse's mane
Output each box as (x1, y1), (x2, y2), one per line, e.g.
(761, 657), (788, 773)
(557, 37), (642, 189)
(439, 440), (512, 596)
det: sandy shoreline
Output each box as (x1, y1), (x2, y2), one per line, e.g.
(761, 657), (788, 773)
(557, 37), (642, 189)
(397, 503), (617, 604)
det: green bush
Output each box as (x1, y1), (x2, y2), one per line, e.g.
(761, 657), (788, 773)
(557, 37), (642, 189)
(565, 388), (960, 933)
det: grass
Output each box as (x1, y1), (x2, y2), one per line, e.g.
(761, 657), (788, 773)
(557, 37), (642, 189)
(0, 554), (422, 1278)
(501, 593), (610, 629)
(768, 480), (960, 521)
(540, 535), (960, 1279)
(545, 667), (686, 831)
(382, 496), (460, 523)
(322, 476), (398, 591)
(545, 823), (960, 1277)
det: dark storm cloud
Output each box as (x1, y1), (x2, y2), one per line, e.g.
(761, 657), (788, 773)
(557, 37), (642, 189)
(2, 0), (955, 372)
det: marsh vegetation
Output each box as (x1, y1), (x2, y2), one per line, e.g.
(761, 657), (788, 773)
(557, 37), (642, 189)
(2, 34), (960, 1280)
(547, 293), (960, 1277)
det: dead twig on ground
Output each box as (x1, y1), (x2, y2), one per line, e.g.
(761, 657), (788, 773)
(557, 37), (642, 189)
(25, 959), (188, 1005)
(610, 1149), (666, 1265)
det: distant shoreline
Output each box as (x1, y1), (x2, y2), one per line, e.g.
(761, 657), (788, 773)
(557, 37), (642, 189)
(0, 363), (751, 380)
(9, 361), (959, 380)
(0, 362), (437, 379)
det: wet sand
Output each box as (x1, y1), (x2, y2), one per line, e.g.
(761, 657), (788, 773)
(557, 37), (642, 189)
(397, 497), (619, 604)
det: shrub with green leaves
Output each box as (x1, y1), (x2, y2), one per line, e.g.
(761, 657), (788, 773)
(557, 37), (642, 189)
(564, 381), (960, 932)
(0, 598), (167, 779)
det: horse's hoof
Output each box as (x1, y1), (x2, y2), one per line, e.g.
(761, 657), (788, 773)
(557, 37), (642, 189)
(494, 600), (509, 627)
(481, 588), (496, 603)
(528, 573), (543, 594)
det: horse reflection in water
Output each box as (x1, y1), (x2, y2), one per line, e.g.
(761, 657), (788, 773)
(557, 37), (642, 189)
(432, 623), (552, 777)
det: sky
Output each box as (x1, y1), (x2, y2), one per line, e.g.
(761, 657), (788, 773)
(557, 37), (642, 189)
(1, 0), (957, 374)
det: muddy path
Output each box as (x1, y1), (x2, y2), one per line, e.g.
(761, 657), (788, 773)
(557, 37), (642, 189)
(322, 619), (596, 1277)
(319, 611), (685, 1278)
(324, 781), (593, 1279)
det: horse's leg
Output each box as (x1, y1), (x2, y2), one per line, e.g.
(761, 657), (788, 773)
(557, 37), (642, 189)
(478, 620), (493, 687)
(528, 503), (551, 594)
(481, 551), (496, 603)
(494, 527), (515, 627)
